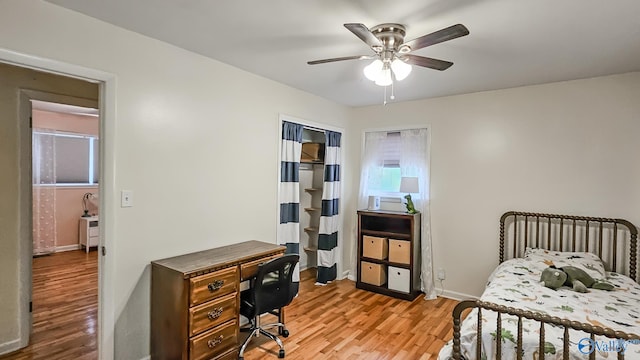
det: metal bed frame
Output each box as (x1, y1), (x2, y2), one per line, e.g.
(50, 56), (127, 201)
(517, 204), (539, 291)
(451, 211), (640, 360)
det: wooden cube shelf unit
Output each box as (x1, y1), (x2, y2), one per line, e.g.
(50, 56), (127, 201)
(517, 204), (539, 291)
(357, 210), (421, 300)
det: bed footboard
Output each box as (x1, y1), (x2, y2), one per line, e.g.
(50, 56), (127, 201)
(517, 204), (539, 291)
(452, 300), (640, 360)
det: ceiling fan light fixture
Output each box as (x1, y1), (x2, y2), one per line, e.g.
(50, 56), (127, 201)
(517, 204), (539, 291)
(398, 45), (411, 54)
(391, 58), (412, 81)
(363, 59), (383, 81)
(374, 66), (393, 86)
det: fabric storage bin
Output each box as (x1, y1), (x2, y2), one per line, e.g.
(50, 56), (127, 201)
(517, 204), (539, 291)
(301, 142), (324, 162)
(362, 235), (388, 260)
(360, 261), (386, 286)
(388, 239), (411, 264)
(388, 266), (410, 293)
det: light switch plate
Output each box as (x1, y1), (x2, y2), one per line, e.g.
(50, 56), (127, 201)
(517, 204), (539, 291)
(121, 190), (134, 207)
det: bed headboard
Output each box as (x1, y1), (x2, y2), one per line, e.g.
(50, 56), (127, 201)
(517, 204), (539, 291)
(499, 211), (638, 282)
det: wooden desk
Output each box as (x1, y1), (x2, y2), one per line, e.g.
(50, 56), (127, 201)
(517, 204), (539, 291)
(151, 240), (286, 360)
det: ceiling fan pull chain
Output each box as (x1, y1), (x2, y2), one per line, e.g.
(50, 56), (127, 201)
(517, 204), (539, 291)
(390, 80), (395, 101)
(383, 85), (387, 106)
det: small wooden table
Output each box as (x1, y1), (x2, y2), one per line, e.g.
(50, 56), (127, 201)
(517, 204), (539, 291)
(150, 240), (286, 360)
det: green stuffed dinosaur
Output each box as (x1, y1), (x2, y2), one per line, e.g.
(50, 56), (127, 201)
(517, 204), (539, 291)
(540, 265), (614, 293)
(404, 194), (418, 214)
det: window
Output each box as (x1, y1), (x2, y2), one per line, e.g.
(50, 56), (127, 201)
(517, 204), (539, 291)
(33, 131), (99, 185)
(366, 132), (403, 194)
(360, 128), (428, 201)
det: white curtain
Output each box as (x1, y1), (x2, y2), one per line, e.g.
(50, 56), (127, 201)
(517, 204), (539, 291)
(354, 131), (387, 275)
(356, 128), (435, 299)
(32, 129), (57, 255)
(399, 128), (435, 299)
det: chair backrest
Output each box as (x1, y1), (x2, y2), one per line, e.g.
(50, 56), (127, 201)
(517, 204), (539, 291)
(252, 254), (299, 316)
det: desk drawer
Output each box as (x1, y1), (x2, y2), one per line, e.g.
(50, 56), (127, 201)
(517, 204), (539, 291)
(88, 226), (99, 237)
(190, 267), (238, 306)
(214, 348), (239, 360)
(240, 253), (281, 280)
(87, 236), (99, 247)
(189, 319), (238, 360)
(189, 292), (238, 336)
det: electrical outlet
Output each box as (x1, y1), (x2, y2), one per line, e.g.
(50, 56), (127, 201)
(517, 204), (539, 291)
(437, 268), (446, 281)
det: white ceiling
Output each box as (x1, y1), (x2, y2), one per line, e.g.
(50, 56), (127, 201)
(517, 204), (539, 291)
(45, 0), (640, 107)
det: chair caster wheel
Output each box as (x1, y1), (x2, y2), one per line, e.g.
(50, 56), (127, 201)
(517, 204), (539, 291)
(282, 329), (289, 338)
(279, 349), (285, 358)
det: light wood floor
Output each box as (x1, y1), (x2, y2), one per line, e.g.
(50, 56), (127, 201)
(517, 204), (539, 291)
(242, 269), (458, 360)
(0, 250), (98, 360)
(0, 251), (459, 360)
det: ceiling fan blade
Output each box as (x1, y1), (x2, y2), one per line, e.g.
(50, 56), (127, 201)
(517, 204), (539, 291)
(403, 24), (469, 52)
(401, 54), (453, 71)
(344, 23), (383, 49)
(307, 55), (373, 65)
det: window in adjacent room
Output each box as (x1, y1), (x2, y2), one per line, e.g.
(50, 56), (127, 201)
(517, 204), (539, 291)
(33, 131), (99, 185)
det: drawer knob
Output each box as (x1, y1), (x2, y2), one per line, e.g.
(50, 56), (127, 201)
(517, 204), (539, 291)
(207, 307), (224, 320)
(207, 280), (225, 292)
(207, 335), (224, 349)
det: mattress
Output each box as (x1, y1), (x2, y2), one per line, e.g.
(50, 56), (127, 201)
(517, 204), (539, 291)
(438, 252), (640, 359)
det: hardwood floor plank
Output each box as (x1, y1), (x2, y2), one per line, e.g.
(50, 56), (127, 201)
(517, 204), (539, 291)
(0, 250), (98, 360)
(242, 269), (458, 359)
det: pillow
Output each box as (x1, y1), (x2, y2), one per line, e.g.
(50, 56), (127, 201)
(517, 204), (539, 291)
(524, 247), (607, 280)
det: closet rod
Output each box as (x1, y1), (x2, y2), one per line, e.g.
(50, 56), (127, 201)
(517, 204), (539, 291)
(303, 125), (325, 133)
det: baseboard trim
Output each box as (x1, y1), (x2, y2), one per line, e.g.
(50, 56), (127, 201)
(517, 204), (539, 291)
(436, 287), (477, 301)
(0, 338), (23, 356)
(55, 244), (81, 252)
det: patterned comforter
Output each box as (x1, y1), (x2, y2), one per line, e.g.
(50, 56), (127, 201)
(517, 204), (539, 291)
(438, 253), (640, 359)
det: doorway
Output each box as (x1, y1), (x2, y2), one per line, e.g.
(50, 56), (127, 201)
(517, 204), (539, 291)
(31, 100), (100, 256)
(0, 60), (107, 358)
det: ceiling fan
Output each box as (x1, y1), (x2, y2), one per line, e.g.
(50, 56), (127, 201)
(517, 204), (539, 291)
(308, 23), (469, 87)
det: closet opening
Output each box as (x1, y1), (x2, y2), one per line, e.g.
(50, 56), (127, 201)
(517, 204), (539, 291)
(299, 127), (325, 271)
(277, 117), (344, 287)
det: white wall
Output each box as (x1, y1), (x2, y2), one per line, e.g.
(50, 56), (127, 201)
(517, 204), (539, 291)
(346, 72), (640, 299)
(0, 1), (349, 359)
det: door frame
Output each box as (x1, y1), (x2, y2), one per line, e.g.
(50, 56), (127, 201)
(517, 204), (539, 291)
(0, 47), (116, 360)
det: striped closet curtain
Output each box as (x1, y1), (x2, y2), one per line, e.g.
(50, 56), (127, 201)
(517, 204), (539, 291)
(317, 130), (341, 284)
(278, 121), (304, 293)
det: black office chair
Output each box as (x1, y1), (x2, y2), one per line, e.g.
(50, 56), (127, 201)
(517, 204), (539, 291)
(239, 254), (299, 359)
